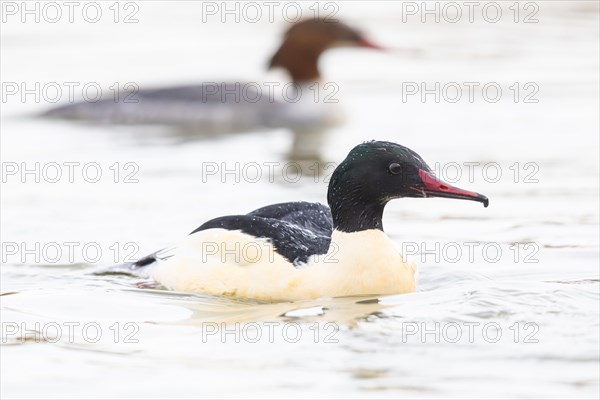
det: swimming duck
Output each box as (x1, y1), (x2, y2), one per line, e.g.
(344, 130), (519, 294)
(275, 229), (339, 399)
(43, 19), (382, 160)
(118, 141), (489, 301)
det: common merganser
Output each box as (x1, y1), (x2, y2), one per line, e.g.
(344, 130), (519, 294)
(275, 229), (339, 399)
(43, 19), (382, 160)
(115, 141), (489, 301)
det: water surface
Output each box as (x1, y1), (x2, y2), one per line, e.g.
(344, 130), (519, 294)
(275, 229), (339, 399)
(1, 2), (599, 398)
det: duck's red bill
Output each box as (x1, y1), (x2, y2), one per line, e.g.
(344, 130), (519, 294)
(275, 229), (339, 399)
(359, 39), (385, 51)
(418, 169), (489, 207)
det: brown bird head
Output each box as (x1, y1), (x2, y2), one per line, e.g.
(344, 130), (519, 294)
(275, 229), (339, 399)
(269, 19), (381, 82)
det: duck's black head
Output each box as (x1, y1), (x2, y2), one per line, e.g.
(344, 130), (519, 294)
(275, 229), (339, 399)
(327, 141), (489, 232)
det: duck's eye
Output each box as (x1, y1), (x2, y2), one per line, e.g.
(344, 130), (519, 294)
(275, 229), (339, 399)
(389, 163), (402, 175)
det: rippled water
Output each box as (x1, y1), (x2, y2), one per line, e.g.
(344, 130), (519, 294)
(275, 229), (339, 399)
(1, 2), (599, 398)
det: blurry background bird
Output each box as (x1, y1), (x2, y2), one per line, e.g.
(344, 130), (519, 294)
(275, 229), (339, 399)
(43, 18), (385, 162)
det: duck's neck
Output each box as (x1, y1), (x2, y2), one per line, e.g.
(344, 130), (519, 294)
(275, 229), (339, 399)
(269, 40), (323, 82)
(329, 198), (386, 233)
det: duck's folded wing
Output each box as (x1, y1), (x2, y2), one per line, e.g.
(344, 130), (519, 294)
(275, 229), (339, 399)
(247, 201), (333, 236)
(101, 202), (333, 275)
(190, 202), (333, 265)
